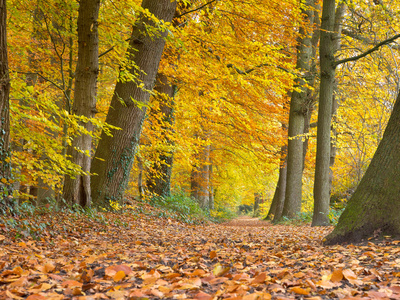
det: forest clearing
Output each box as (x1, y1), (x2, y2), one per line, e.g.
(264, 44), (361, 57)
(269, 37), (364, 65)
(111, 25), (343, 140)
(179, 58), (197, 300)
(2, 209), (400, 300)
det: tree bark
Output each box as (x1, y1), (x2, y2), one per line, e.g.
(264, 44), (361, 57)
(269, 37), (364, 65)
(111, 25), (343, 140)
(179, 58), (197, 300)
(0, 0), (12, 206)
(280, 0), (316, 219)
(146, 73), (175, 198)
(265, 145), (287, 221)
(325, 89), (400, 244)
(190, 144), (211, 209)
(91, 0), (177, 208)
(63, 0), (100, 207)
(312, 0), (337, 226)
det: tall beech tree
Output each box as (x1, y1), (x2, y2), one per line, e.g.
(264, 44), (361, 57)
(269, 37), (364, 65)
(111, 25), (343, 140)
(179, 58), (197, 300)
(279, 0), (318, 220)
(63, 0), (100, 207)
(325, 89), (400, 244)
(312, 0), (400, 226)
(0, 0), (12, 205)
(91, 0), (177, 207)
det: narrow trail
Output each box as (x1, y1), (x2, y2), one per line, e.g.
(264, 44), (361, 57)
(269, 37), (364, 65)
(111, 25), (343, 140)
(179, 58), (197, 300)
(220, 216), (270, 227)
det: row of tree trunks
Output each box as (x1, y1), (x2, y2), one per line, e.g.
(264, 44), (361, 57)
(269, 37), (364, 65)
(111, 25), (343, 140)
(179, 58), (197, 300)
(90, 0), (177, 208)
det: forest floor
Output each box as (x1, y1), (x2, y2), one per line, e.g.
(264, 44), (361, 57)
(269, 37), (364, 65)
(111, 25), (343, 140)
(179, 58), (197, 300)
(1, 209), (400, 300)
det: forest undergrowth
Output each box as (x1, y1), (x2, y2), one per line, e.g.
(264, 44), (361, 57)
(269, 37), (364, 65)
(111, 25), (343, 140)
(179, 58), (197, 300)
(1, 203), (400, 300)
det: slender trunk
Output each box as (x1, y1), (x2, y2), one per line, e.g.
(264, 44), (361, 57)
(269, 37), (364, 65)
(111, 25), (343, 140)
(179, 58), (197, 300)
(0, 0), (12, 206)
(325, 89), (400, 244)
(253, 193), (262, 217)
(312, 0), (339, 226)
(63, 0), (100, 207)
(137, 158), (145, 200)
(191, 144), (211, 209)
(91, 0), (177, 208)
(146, 73), (175, 198)
(328, 2), (346, 197)
(281, 0), (317, 219)
(265, 145), (287, 221)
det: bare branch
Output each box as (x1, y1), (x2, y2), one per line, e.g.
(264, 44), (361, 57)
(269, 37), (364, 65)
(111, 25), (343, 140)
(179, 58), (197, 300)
(335, 33), (400, 67)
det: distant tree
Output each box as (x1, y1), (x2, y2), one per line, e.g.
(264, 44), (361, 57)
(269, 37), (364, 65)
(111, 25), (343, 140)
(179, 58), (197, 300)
(146, 73), (175, 198)
(325, 89), (400, 244)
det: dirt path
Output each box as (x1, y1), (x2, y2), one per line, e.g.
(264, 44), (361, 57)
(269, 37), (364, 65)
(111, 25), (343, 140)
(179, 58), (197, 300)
(221, 215), (270, 227)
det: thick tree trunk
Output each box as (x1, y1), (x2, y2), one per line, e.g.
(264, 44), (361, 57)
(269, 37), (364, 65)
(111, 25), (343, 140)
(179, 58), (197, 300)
(312, 0), (337, 226)
(280, 0), (316, 219)
(0, 0), (12, 206)
(325, 90), (400, 244)
(63, 0), (100, 207)
(91, 0), (177, 207)
(146, 73), (175, 198)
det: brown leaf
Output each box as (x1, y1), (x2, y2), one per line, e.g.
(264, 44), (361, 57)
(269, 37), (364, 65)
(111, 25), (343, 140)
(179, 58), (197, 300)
(210, 250), (217, 259)
(251, 272), (267, 284)
(193, 291), (212, 300)
(105, 265), (132, 277)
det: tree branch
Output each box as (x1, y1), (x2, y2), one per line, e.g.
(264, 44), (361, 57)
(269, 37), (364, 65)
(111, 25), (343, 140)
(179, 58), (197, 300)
(335, 33), (400, 67)
(176, 0), (218, 18)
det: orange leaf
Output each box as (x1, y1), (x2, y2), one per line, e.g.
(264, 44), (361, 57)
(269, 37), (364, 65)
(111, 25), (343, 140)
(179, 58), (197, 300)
(330, 269), (343, 282)
(62, 280), (83, 288)
(342, 269), (357, 280)
(290, 287), (310, 295)
(210, 250), (217, 259)
(113, 270), (126, 282)
(251, 272), (267, 284)
(193, 291), (212, 300)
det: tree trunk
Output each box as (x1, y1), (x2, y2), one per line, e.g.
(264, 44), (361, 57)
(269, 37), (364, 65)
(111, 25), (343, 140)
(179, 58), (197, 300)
(91, 0), (177, 208)
(312, 0), (337, 226)
(328, 2), (346, 197)
(0, 0), (12, 206)
(253, 193), (262, 217)
(191, 144), (211, 209)
(62, 0), (100, 207)
(280, 0), (316, 219)
(325, 89), (400, 244)
(265, 145), (287, 221)
(146, 73), (175, 198)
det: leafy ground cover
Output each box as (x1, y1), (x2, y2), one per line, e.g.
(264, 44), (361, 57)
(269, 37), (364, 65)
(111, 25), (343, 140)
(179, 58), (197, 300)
(1, 209), (400, 300)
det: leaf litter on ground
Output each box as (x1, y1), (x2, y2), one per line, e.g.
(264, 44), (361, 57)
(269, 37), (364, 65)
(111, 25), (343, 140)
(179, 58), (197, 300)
(1, 210), (400, 300)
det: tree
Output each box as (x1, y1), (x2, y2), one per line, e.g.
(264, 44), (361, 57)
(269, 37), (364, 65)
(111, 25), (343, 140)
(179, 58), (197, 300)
(0, 0), (12, 207)
(325, 89), (400, 244)
(312, 0), (344, 226)
(90, 0), (177, 207)
(312, 0), (400, 226)
(146, 73), (175, 198)
(62, 0), (100, 207)
(279, 0), (318, 220)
